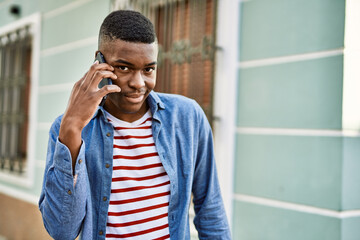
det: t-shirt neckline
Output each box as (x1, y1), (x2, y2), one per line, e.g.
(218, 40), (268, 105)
(104, 109), (152, 127)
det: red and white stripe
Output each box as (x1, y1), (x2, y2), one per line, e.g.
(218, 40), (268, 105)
(105, 110), (170, 240)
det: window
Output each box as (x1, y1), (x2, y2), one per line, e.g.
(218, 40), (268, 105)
(0, 26), (31, 174)
(0, 14), (39, 179)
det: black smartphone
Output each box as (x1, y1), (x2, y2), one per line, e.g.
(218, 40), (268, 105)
(95, 52), (113, 106)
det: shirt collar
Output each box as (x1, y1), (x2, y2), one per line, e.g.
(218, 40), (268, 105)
(91, 106), (106, 120)
(147, 91), (165, 113)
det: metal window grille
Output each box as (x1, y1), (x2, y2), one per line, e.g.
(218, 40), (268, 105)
(112, 0), (218, 123)
(0, 26), (32, 174)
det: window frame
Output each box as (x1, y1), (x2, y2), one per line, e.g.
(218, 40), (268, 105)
(0, 13), (40, 188)
(343, 0), (360, 131)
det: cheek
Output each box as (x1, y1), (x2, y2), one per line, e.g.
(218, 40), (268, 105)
(147, 81), (155, 91)
(112, 76), (128, 87)
(146, 76), (156, 89)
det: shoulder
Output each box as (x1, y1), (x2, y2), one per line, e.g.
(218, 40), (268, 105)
(155, 92), (202, 113)
(152, 92), (208, 126)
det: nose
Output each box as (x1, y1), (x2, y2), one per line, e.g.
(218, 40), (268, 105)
(129, 71), (145, 89)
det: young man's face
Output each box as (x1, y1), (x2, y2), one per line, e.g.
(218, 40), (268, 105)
(98, 39), (158, 122)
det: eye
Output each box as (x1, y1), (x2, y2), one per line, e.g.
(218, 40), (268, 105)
(144, 67), (155, 73)
(118, 66), (129, 71)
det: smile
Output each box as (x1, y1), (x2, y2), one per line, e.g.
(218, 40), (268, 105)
(124, 93), (145, 103)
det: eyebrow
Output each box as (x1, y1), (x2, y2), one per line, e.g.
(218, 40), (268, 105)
(114, 59), (157, 67)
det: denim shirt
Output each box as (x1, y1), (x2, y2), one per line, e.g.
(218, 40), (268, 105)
(39, 91), (231, 240)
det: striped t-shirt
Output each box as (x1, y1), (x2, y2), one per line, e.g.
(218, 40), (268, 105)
(105, 110), (171, 240)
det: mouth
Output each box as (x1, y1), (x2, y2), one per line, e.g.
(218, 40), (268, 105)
(123, 92), (146, 104)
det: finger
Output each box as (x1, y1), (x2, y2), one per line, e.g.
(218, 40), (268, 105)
(83, 61), (115, 89)
(97, 84), (121, 98)
(89, 64), (117, 88)
(70, 71), (88, 98)
(83, 61), (99, 86)
(89, 62), (114, 76)
(91, 70), (118, 89)
(77, 71), (89, 89)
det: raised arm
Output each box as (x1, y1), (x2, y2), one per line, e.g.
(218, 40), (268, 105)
(59, 60), (120, 173)
(38, 61), (120, 239)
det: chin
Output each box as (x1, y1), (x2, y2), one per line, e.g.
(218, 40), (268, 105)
(119, 102), (146, 114)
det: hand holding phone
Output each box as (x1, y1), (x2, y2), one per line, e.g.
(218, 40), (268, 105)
(59, 52), (119, 170)
(95, 52), (113, 106)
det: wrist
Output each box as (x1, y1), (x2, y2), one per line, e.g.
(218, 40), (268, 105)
(59, 117), (83, 174)
(59, 117), (82, 146)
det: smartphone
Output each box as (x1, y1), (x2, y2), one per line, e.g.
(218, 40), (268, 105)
(95, 52), (113, 106)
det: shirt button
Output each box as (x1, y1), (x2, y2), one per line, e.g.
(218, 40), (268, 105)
(78, 159), (82, 164)
(105, 163), (110, 168)
(99, 230), (103, 235)
(103, 197), (107, 201)
(106, 132), (111, 137)
(67, 190), (72, 195)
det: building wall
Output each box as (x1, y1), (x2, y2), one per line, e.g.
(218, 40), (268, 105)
(0, 0), (111, 238)
(1, 0), (359, 239)
(233, 0), (360, 239)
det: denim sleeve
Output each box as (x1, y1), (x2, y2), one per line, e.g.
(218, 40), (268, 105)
(38, 117), (88, 240)
(192, 104), (232, 239)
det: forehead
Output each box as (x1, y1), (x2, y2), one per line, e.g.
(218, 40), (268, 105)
(100, 39), (158, 64)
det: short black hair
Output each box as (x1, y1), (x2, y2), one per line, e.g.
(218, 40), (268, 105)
(99, 10), (156, 46)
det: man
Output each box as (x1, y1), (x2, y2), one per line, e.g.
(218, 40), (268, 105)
(39, 10), (230, 240)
